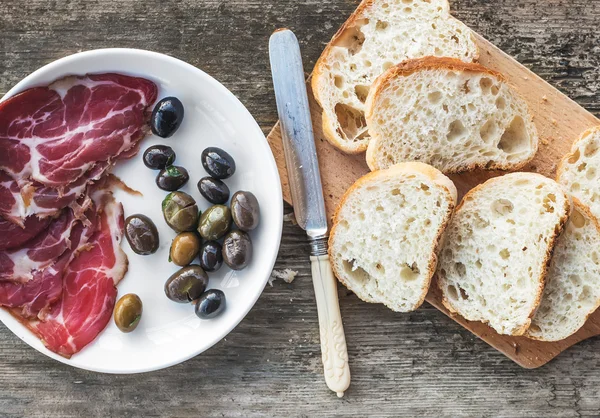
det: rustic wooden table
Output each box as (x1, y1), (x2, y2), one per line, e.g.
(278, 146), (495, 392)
(1, 1), (599, 417)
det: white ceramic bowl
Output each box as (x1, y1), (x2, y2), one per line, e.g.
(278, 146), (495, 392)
(0, 49), (283, 373)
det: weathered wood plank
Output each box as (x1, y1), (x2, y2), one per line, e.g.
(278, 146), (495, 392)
(0, 1), (599, 417)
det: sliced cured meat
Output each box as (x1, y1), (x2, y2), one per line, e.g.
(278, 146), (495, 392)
(0, 156), (111, 225)
(0, 215), (52, 251)
(23, 192), (127, 357)
(0, 73), (157, 187)
(0, 209), (98, 318)
(0, 209), (78, 283)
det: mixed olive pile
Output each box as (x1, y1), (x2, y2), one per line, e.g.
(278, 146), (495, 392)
(117, 96), (260, 333)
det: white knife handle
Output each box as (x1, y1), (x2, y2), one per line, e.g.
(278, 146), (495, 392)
(310, 239), (351, 397)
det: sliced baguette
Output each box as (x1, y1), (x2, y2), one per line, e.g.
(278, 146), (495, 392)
(329, 162), (457, 312)
(557, 126), (600, 220)
(437, 172), (571, 336)
(526, 200), (600, 341)
(365, 57), (539, 173)
(311, 0), (479, 154)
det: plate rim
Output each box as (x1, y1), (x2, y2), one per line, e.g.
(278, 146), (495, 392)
(0, 48), (283, 374)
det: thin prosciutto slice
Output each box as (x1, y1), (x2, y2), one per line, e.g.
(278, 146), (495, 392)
(0, 215), (52, 251)
(24, 192), (127, 357)
(0, 210), (98, 318)
(0, 73), (157, 223)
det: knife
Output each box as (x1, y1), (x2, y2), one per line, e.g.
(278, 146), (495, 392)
(269, 28), (351, 397)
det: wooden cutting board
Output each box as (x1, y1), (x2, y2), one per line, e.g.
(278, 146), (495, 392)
(266, 30), (600, 368)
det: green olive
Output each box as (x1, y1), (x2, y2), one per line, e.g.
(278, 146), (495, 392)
(162, 191), (199, 232)
(198, 205), (232, 240)
(170, 232), (201, 266)
(114, 293), (143, 333)
(165, 265), (209, 303)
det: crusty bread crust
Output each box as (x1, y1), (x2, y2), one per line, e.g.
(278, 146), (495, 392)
(329, 162), (457, 311)
(437, 172), (571, 336)
(556, 125), (600, 181)
(365, 56), (538, 174)
(311, 0), (479, 154)
(524, 198), (600, 341)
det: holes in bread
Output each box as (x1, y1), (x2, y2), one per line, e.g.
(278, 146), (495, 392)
(495, 97), (506, 110)
(579, 285), (592, 302)
(461, 80), (471, 94)
(592, 251), (599, 265)
(490, 85), (500, 95)
(376, 205), (384, 212)
(491, 198), (514, 216)
(447, 120), (467, 142)
(382, 61), (394, 71)
(403, 7), (412, 13)
(499, 248), (510, 260)
(584, 140), (599, 157)
(454, 262), (466, 276)
(334, 75), (344, 89)
(475, 260), (482, 269)
(420, 183), (430, 191)
(334, 103), (368, 142)
(570, 182), (581, 193)
(333, 19), (368, 55)
(586, 167), (596, 180)
(568, 149), (581, 164)
(358, 212), (366, 221)
(528, 324), (541, 334)
(571, 209), (586, 228)
(479, 77), (493, 93)
(402, 0), (412, 4)
(427, 91), (443, 104)
(375, 263), (386, 274)
(447, 284), (458, 300)
(569, 275), (581, 286)
(577, 162), (587, 172)
(375, 20), (389, 31)
(498, 116), (528, 156)
(480, 119), (497, 143)
(342, 259), (369, 284)
(391, 188), (401, 196)
(400, 262), (420, 281)
(459, 287), (469, 300)
(542, 194), (556, 213)
(354, 85), (370, 103)
(473, 212), (489, 229)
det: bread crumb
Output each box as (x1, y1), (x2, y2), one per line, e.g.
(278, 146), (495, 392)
(268, 269), (299, 286)
(283, 212), (297, 225)
(512, 342), (519, 354)
(551, 119), (558, 126)
(541, 95), (548, 102)
(541, 138), (549, 146)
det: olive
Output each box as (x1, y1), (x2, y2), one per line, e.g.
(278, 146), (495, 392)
(143, 145), (176, 170)
(114, 293), (143, 333)
(198, 205), (232, 240)
(222, 230), (252, 270)
(124, 214), (159, 255)
(201, 147), (236, 179)
(151, 97), (185, 138)
(199, 240), (223, 272)
(170, 232), (201, 267)
(194, 289), (226, 319)
(197, 177), (230, 205)
(156, 165), (189, 191)
(162, 191), (199, 232)
(231, 191), (260, 231)
(165, 265), (208, 303)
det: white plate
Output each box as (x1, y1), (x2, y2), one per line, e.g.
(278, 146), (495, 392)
(0, 49), (283, 373)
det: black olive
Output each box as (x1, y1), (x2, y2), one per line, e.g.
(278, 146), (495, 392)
(165, 265), (208, 303)
(199, 241), (223, 272)
(222, 230), (252, 270)
(151, 97), (185, 138)
(197, 177), (230, 204)
(195, 289), (226, 319)
(231, 191), (260, 231)
(124, 214), (159, 255)
(156, 165), (189, 191)
(143, 145), (176, 170)
(201, 147), (236, 179)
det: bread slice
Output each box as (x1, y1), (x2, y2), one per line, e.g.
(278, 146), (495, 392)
(329, 162), (457, 312)
(311, 0), (479, 154)
(437, 172), (571, 336)
(557, 126), (600, 220)
(365, 57), (539, 173)
(526, 201), (600, 341)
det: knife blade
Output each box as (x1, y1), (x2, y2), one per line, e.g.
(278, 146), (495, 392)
(269, 28), (351, 397)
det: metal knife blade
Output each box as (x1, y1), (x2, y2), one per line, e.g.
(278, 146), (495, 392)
(268, 29), (327, 238)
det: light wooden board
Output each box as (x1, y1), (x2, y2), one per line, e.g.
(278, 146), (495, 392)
(266, 32), (600, 368)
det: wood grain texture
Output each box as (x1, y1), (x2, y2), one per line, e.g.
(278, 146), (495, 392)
(1, 0), (600, 417)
